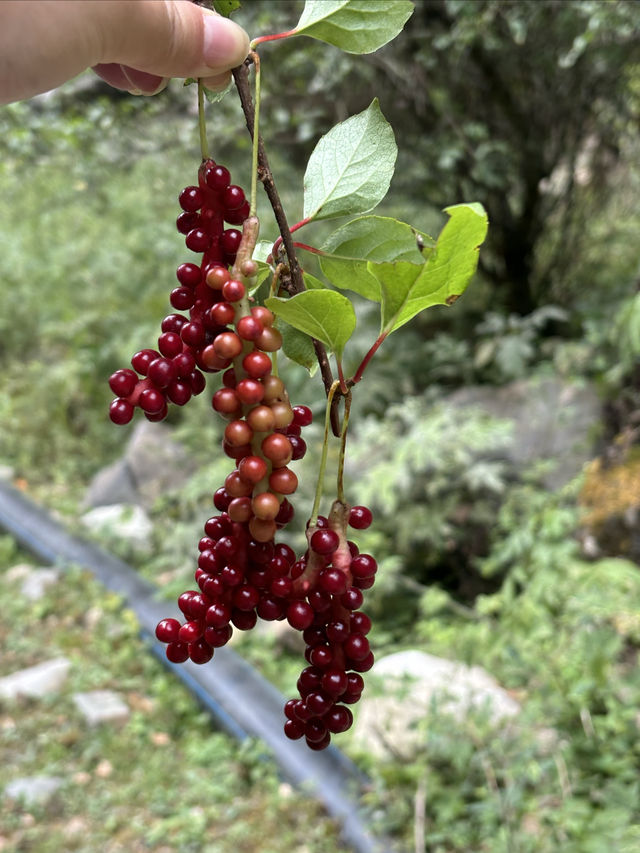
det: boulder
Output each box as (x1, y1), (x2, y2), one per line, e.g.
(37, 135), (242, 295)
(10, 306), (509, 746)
(85, 421), (197, 510)
(447, 376), (601, 488)
(352, 650), (520, 760)
(124, 421), (197, 508)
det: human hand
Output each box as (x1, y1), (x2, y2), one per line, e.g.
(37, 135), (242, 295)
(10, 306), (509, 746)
(0, 0), (250, 105)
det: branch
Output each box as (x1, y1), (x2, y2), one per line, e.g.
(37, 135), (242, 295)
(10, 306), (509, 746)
(232, 57), (340, 434)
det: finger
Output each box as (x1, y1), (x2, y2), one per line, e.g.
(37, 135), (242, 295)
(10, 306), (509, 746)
(0, 0), (249, 104)
(93, 0), (250, 78)
(92, 64), (169, 96)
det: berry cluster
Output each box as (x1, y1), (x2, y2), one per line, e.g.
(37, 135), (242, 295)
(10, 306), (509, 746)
(107, 158), (379, 750)
(282, 501), (376, 750)
(108, 158), (252, 426)
(155, 498), (376, 750)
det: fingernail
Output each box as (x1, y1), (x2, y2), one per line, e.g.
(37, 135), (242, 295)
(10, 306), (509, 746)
(121, 67), (169, 96)
(202, 13), (250, 71)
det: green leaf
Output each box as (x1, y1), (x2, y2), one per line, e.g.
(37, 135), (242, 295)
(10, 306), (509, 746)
(265, 290), (356, 359)
(253, 240), (275, 264)
(294, 0), (414, 54)
(303, 100), (397, 222)
(280, 324), (318, 374)
(303, 272), (326, 290)
(212, 0), (241, 16)
(316, 215), (434, 301)
(373, 203), (488, 333)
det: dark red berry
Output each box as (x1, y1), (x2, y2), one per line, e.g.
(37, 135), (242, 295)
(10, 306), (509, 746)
(155, 618), (180, 643)
(292, 405), (313, 427)
(206, 165), (231, 191)
(179, 186), (203, 212)
(166, 642), (189, 663)
(310, 529), (340, 556)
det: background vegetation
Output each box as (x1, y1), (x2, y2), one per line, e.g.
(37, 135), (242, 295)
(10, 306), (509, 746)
(1, 1), (640, 851)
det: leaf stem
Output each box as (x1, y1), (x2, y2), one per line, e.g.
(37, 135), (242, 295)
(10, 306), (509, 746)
(249, 51), (260, 218)
(250, 30), (297, 49)
(272, 217), (312, 260)
(336, 390), (352, 504)
(350, 331), (389, 385)
(309, 380), (341, 527)
(197, 79), (209, 160)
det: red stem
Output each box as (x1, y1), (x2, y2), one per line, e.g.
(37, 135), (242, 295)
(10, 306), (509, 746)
(251, 29), (298, 47)
(292, 241), (321, 255)
(337, 360), (349, 396)
(272, 217), (312, 261)
(350, 332), (389, 386)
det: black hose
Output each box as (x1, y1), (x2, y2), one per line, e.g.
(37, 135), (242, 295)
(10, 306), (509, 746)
(0, 479), (390, 853)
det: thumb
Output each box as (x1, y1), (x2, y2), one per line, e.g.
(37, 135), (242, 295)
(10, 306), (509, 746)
(0, 0), (249, 104)
(94, 0), (250, 79)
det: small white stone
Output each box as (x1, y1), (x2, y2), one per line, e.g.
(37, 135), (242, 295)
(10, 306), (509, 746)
(72, 690), (130, 726)
(0, 658), (71, 700)
(5, 563), (34, 583)
(80, 504), (153, 550)
(5, 776), (64, 805)
(20, 568), (60, 601)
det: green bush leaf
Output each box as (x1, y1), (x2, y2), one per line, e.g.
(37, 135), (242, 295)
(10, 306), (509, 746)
(372, 203), (488, 333)
(316, 215), (434, 301)
(280, 324), (318, 374)
(294, 0), (414, 54)
(303, 100), (397, 222)
(265, 290), (356, 359)
(212, 0), (241, 16)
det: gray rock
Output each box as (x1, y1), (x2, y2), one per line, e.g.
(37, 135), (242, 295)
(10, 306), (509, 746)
(0, 658), (71, 700)
(83, 457), (138, 508)
(5, 776), (64, 805)
(124, 421), (196, 508)
(5, 563), (34, 582)
(80, 504), (153, 550)
(20, 568), (60, 601)
(72, 690), (130, 726)
(447, 376), (601, 488)
(353, 650), (520, 760)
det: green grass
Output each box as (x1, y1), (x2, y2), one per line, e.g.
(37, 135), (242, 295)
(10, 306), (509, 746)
(0, 536), (349, 853)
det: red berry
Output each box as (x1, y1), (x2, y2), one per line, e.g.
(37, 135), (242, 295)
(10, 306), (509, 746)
(155, 618), (181, 643)
(287, 601), (314, 631)
(176, 262), (201, 287)
(222, 278), (245, 302)
(147, 357), (176, 389)
(223, 185), (246, 210)
(310, 529), (340, 556)
(166, 642), (189, 663)
(109, 369), (137, 397)
(236, 315), (263, 341)
(188, 639), (214, 664)
(176, 211), (199, 234)
(179, 186), (203, 212)
(292, 405), (313, 427)
(236, 378), (265, 406)
(349, 505), (373, 530)
(185, 228), (211, 253)
(206, 165), (231, 191)
(222, 228), (242, 256)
